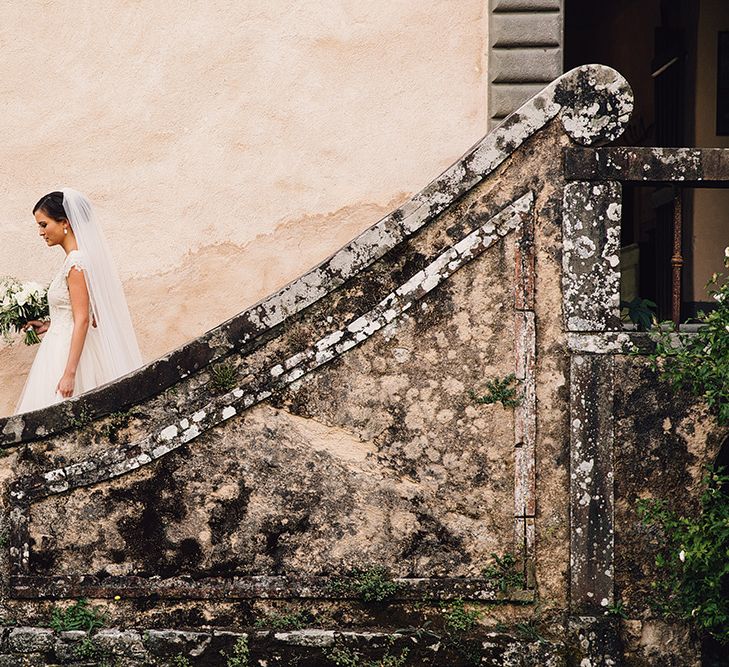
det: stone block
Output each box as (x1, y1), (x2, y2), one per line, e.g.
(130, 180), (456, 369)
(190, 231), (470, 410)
(95, 629), (146, 658)
(562, 181), (622, 332)
(0, 656), (46, 667)
(144, 629), (211, 657)
(569, 355), (614, 613)
(489, 83), (547, 120)
(54, 630), (88, 661)
(7, 627), (54, 653)
(491, 12), (562, 48)
(567, 617), (621, 665)
(272, 629), (337, 647)
(490, 47), (563, 84)
(492, 0), (561, 11)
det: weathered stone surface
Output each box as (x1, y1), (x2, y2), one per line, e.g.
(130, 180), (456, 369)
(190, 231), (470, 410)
(482, 634), (566, 666)
(490, 48), (563, 84)
(565, 146), (729, 184)
(491, 13), (562, 48)
(53, 630), (88, 661)
(567, 616), (620, 666)
(0, 656), (46, 667)
(567, 331), (656, 355)
(0, 63), (720, 667)
(490, 83), (547, 120)
(570, 355), (614, 613)
(562, 181), (622, 332)
(492, 0), (561, 10)
(94, 629), (146, 658)
(7, 627), (54, 653)
(144, 629), (212, 657)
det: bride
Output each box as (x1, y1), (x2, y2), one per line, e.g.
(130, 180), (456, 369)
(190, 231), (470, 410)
(14, 188), (142, 414)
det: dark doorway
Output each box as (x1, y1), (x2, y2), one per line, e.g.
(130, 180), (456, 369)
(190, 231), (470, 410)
(564, 0), (700, 321)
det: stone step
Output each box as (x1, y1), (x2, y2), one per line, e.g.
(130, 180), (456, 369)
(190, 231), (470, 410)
(0, 625), (566, 666)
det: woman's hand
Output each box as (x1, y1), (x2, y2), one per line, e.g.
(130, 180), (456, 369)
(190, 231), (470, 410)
(56, 371), (76, 398)
(24, 320), (49, 335)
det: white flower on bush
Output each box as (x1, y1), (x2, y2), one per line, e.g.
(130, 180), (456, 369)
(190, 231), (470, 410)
(679, 549), (686, 562)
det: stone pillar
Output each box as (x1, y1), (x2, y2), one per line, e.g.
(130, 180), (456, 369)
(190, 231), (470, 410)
(562, 181), (622, 664)
(488, 0), (564, 128)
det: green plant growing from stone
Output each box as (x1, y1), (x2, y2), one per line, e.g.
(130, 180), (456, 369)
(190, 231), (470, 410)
(514, 619), (545, 643)
(621, 297), (657, 331)
(605, 599), (628, 619)
(397, 603), (488, 666)
(441, 598), (480, 634)
(211, 362), (238, 392)
(68, 404), (93, 430)
(254, 608), (309, 630)
(648, 249), (729, 425)
(170, 655), (193, 667)
(98, 410), (132, 442)
(482, 552), (525, 592)
(441, 599), (483, 666)
(49, 598), (106, 632)
(221, 635), (250, 667)
(469, 374), (521, 408)
(637, 467), (729, 644)
(330, 566), (402, 603)
(73, 635), (110, 661)
(326, 638), (409, 667)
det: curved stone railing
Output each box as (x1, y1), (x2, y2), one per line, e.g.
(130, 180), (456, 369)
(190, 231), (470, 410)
(0, 64), (632, 447)
(1, 63), (635, 612)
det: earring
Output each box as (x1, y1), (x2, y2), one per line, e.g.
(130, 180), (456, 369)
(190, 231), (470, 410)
(64, 228), (68, 235)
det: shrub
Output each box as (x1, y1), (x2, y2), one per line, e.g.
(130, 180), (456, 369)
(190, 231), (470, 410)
(638, 468), (729, 643)
(648, 248), (729, 425)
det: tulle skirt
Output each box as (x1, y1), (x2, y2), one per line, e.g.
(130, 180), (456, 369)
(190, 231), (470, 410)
(14, 322), (114, 414)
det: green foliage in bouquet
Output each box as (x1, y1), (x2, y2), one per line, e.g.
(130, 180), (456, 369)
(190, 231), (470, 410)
(648, 249), (729, 425)
(0, 276), (49, 345)
(638, 468), (729, 644)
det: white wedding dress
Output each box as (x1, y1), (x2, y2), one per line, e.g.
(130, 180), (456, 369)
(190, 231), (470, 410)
(14, 250), (115, 414)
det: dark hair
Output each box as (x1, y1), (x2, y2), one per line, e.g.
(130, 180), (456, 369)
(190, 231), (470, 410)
(33, 191), (67, 222)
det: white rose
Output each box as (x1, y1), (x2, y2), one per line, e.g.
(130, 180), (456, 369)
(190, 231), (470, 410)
(15, 288), (30, 307)
(26, 281), (44, 296)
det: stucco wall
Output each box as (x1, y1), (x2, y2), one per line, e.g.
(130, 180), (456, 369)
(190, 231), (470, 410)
(692, 0), (729, 298)
(0, 0), (488, 416)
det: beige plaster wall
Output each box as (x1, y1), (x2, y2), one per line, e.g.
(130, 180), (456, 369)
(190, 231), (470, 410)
(0, 1), (488, 416)
(692, 0), (729, 298)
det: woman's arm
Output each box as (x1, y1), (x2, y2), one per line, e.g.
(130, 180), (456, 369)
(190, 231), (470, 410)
(57, 267), (91, 398)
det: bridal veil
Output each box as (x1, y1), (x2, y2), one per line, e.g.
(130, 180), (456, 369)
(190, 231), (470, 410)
(61, 187), (143, 379)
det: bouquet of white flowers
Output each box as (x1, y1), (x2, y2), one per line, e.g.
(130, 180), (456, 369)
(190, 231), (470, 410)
(0, 277), (49, 345)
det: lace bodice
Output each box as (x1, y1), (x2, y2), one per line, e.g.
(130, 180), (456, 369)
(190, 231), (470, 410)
(47, 250), (89, 331)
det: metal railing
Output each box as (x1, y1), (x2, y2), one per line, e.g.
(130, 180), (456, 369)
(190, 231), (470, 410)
(564, 147), (729, 326)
